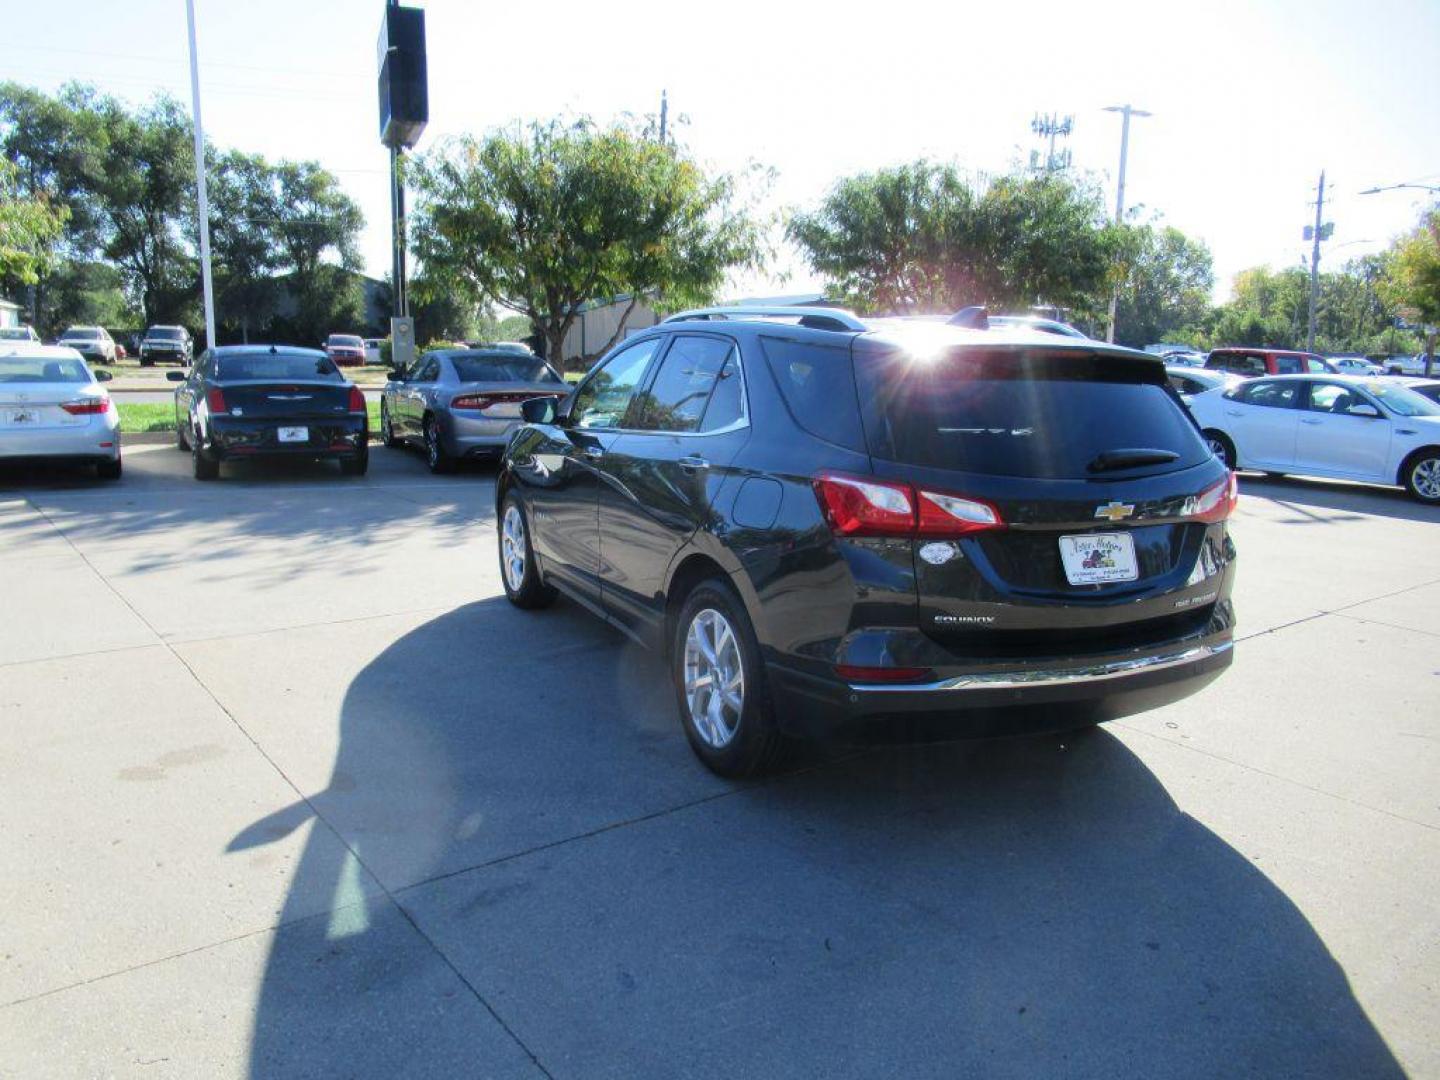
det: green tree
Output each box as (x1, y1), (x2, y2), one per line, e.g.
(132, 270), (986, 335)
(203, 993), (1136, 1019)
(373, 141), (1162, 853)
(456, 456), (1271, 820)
(209, 150), (282, 342)
(788, 162), (1121, 318)
(1112, 223), (1215, 347)
(409, 118), (765, 366)
(0, 158), (67, 286)
(1380, 206), (1440, 375)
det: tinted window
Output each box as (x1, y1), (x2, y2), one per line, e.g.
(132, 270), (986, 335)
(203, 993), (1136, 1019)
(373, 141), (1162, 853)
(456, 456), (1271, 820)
(415, 359), (440, 382)
(1210, 352), (1265, 376)
(1235, 381), (1300, 409)
(147, 328), (185, 341)
(854, 348), (1209, 479)
(701, 353), (745, 433)
(61, 329), (100, 341)
(450, 355), (560, 384)
(1305, 357), (1329, 373)
(632, 335), (733, 432)
(0, 356), (92, 384)
(215, 353), (341, 380)
(759, 336), (864, 450)
(571, 338), (661, 430)
(1275, 355), (1302, 375)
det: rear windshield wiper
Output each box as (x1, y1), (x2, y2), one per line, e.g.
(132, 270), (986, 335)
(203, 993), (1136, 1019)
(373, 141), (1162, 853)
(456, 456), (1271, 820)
(1087, 448), (1180, 473)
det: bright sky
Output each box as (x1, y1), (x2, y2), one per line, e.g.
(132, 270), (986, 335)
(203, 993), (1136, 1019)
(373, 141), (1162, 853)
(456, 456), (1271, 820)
(7, 0), (1439, 304)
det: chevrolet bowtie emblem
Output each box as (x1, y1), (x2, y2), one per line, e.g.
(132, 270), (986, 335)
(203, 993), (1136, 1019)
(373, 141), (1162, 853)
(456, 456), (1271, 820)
(1094, 501), (1136, 522)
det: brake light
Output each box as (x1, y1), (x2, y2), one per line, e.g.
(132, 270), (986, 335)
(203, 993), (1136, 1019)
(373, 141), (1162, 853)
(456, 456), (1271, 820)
(813, 473), (915, 536)
(59, 397), (110, 415)
(451, 392), (555, 411)
(813, 472), (1005, 539)
(835, 663), (934, 683)
(348, 386), (365, 412)
(1189, 471), (1238, 523)
(206, 388), (227, 414)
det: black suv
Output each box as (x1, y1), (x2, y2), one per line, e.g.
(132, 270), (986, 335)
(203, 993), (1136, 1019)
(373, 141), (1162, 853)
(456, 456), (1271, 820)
(139, 325), (193, 366)
(497, 307), (1236, 776)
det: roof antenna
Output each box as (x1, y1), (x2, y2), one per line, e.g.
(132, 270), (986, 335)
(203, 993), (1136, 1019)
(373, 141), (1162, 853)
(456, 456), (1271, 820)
(947, 306), (989, 329)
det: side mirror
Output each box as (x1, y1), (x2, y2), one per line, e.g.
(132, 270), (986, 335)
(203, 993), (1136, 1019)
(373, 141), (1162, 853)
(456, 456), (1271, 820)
(521, 396), (558, 425)
(165, 369), (187, 382)
(388, 368), (406, 382)
(94, 370), (113, 382)
(1349, 403), (1380, 419)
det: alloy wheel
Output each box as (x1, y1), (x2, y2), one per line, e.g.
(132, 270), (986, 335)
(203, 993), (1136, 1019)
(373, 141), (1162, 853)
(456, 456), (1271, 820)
(501, 504), (527, 592)
(426, 423), (439, 468)
(1206, 436), (1227, 460)
(1413, 458), (1440, 501)
(682, 608), (745, 749)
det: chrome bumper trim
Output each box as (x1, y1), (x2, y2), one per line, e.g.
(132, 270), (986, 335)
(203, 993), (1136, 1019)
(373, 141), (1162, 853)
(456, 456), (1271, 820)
(851, 640), (1233, 693)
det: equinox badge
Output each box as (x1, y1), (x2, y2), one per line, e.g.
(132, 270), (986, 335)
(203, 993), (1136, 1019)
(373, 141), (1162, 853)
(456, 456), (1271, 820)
(1094, 501), (1136, 522)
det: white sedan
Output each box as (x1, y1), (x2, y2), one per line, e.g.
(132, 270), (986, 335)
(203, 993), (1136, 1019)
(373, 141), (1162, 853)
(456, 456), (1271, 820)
(1186, 374), (1440, 503)
(0, 344), (122, 479)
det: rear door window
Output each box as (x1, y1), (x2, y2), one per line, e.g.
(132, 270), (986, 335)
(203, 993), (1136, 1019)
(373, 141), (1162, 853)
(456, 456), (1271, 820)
(854, 348), (1209, 479)
(1232, 380), (1301, 408)
(1275, 355), (1303, 375)
(631, 335), (734, 433)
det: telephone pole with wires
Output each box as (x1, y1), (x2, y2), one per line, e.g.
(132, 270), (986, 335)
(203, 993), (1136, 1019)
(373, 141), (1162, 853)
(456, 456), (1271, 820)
(1305, 171), (1332, 353)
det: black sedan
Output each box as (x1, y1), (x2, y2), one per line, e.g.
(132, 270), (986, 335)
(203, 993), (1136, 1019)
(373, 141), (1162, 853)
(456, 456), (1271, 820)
(169, 345), (368, 480)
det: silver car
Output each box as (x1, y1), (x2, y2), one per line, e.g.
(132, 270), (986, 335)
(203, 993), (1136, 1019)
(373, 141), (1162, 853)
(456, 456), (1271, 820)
(56, 325), (117, 364)
(380, 347), (568, 473)
(0, 344), (122, 478)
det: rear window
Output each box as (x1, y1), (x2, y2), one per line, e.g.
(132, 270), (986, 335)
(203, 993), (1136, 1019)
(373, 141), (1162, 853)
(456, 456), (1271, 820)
(216, 353), (340, 381)
(450, 355), (559, 384)
(147, 328), (184, 341)
(854, 348), (1210, 479)
(0, 356), (92, 384)
(61, 329), (100, 341)
(328, 335), (363, 347)
(759, 336), (865, 450)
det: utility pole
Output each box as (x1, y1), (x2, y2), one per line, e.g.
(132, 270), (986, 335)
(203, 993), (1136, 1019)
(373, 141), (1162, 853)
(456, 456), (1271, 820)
(1028, 113), (1073, 174)
(185, 0), (217, 351)
(659, 89), (668, 144)
(1306, 170), (1326, 353)
(1103, 104), (1151, 343)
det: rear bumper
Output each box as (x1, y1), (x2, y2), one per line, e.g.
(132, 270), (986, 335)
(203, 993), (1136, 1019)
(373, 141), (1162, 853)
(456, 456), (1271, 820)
(0, 421), (121, 462)
(439, 413), (521, 457)
(767, 625), (1233, 743)
(204, 417), (367, 460)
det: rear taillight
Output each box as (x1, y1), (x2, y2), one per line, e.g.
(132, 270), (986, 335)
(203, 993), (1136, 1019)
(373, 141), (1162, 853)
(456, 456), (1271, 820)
(451, 392), (558, 411)
(1188, 471), (1238, 523)
(813, 472), (1005, 539)
(206, 388), (227, 414)
(348, 386), (365, 412)
(59, 397), (110, 415)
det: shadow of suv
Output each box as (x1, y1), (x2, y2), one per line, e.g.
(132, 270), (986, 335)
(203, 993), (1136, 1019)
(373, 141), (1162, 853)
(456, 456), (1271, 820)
(497, 306), (1237, 776)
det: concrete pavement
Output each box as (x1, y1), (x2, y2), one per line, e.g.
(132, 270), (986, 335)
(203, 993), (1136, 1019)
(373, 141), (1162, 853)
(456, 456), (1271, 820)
(1, 447), (1436, 1078)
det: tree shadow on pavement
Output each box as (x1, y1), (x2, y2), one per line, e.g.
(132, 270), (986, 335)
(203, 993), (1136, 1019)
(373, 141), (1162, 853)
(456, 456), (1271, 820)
(1241, 470), (1440, 525)
(235, 600), (1405, 1080)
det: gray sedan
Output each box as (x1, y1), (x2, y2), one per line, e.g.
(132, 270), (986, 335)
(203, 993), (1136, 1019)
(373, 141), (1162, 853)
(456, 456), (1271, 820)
(379, 348), (569, 473)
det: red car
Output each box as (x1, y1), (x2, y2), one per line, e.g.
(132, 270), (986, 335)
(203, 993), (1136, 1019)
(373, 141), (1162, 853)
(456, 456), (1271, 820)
(1204, 348), (1338, 377)
(324, 333), (367, 367)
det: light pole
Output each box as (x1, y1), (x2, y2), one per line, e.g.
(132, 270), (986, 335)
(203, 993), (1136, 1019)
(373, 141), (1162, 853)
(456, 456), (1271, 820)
(1358, 182), (1440, 196)
(185, 0), (217, 352)
(1103, 104), (1151, 343)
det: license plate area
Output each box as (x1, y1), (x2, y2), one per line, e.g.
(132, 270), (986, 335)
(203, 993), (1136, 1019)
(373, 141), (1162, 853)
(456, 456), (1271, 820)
(1058, 532), (1139, 585)
(277, 426), (309, 444)
(4, 408), (39, 425)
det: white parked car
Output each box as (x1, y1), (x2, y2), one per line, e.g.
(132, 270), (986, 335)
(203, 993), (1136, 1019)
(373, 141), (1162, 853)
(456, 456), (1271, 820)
(1186, 374), (1440, 502)
(1166, 365), (1243, 401)
(0, 344), (122, 478)
(363, 337), (385, 364)
(1331, 356), (1384, 376)
(56, 325), (117, 364)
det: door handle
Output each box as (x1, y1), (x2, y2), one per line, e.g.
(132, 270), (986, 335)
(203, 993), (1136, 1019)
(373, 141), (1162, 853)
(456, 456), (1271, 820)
(582, 446), (604, 462)
(1300, 418), (1322, 425)
(1224, 410), (1242, 417)
(678, 455), (710, 472)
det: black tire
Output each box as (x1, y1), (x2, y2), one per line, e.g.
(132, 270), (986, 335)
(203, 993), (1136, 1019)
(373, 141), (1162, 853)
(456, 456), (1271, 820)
(380, 402), (402, 449)
(1203, 430), (1236, 470)
(96, 452), (122, 480)
(140, 359), (153, 368)
(1402, 450), (1440, 504)
(192, 430), (219, 480)
(498, 492), (556, 609)
(424, 416), (454, 474)
(671, 578), (791, 778)
(340, 450), (368, 477)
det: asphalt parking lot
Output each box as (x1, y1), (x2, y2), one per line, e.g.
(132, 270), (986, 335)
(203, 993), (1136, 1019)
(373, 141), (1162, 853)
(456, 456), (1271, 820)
(2, 442), (1437, 1079)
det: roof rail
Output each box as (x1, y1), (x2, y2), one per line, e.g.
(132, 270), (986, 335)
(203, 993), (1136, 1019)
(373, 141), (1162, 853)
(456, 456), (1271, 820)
(662, 305), (868, 333)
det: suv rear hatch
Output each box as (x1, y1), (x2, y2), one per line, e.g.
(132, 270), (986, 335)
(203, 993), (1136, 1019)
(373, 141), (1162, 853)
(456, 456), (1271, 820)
(849, 342), (1233, 654)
